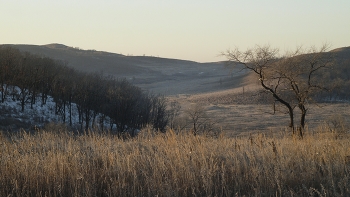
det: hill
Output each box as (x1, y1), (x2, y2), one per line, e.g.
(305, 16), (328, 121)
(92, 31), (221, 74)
(7, 44), (349, 97)
(4, 44), (243, 96)
(1, 44), (350, 133)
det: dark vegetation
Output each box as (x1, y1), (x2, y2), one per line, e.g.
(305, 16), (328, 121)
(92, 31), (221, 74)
(0, 46), (168, 134)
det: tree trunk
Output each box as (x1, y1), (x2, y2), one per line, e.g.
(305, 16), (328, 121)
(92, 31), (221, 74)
(298, 104), (307, 138)
(30, 90), (36, 109)
(260, 80), (295, 133)
(287, 106), (294, 132)
(109, 118), (114, 131)
(68, 98), (72, 126)
(1, 83), (8, 103)
(85, 109), (90, 131)
(193, 120), (197, 136)
(62, 101), (66, 123)
(20, 90), (28, 112)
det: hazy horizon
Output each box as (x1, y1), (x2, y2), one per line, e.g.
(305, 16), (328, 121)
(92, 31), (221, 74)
(1, 1), (350, 62)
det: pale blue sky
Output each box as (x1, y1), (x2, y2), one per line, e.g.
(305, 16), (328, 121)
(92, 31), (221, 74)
(1, 0), (349, 62)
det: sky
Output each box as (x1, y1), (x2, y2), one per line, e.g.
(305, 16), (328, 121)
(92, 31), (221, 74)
(1, 0), (350, 62)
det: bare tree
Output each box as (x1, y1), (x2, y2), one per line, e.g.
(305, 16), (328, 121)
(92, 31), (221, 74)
(223, 44), (334, 137)
(150, 95), (168, 132)
(0, 47), (169, 133)
(168, 101), (181, 130)
(0, 46), (21, 103)
(15, 52), (35, 112)
(185, 104), (217, 135)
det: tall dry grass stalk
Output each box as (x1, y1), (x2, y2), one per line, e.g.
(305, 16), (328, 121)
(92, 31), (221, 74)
(0, 126), (349, 196)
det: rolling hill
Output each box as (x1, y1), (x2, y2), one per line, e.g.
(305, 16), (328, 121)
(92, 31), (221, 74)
(1, 43), (350, 133)
(4, 43), (245, 96)
(3, 44), (350, 97)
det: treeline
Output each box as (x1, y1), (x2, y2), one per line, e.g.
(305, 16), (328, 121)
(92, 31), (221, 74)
(0, 46), (168, 133)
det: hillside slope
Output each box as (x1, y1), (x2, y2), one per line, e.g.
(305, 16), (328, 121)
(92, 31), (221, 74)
(5, 44), (242, 95)
(4, 44), (350, 96)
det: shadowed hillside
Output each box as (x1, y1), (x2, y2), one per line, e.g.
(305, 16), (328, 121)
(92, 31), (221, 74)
(1, 44), (350, 136)
(4, 44), (350, 98)
(5, 44), (242, 95)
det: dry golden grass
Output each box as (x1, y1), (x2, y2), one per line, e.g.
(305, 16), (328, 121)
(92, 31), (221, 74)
(1, 126), (350, 196)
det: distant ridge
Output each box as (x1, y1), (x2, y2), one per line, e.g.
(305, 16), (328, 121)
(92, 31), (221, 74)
(330, 46), (350, 53)
(2, 43), (233, 95)
(44, 43), (70, 49)
(2, 43), (350, 96)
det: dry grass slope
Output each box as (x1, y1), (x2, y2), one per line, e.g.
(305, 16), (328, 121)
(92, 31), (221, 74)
(1, 125), (350, 197)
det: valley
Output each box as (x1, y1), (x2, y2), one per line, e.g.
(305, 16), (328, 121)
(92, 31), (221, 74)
(2, 44), (350, 135)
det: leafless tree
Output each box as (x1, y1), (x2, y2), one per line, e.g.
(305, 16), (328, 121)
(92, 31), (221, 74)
(185, 104), (217, 135)
(0, 46), (21, 103)
(0, 46), (169, 133)
(168, 101), (181, 130)
(223, 44), (334, 137)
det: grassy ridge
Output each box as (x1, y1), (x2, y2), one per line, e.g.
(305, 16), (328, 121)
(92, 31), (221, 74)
(0, 126), (349, 196)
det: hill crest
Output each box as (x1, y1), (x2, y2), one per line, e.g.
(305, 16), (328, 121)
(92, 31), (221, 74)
(2, 43), (350, 96)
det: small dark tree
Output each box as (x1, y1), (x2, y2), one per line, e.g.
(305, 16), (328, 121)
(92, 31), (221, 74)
(185, 104), (207, 135)
(151, 95), (168, 132)
(0, 46), (21, 103)
(15, 52), (34, 112)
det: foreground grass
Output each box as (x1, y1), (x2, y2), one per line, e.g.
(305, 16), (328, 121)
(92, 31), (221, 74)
(0, 126), (350, 196)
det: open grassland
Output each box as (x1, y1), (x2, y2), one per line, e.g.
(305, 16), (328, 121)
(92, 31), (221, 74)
(1, 126), (350, 197)
(170, 88), (350, 136)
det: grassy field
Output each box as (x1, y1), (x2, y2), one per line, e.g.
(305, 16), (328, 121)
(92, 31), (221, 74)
(171, 88), (350, 136)
(0, 125), (350, 197)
